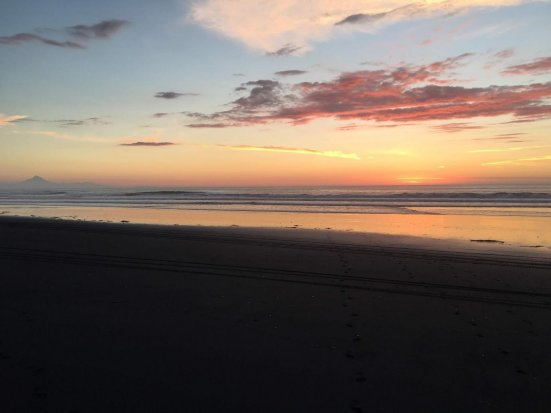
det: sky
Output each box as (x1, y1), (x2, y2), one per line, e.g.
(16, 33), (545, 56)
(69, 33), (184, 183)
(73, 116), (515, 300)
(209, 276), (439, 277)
(1, 0), (550, 186)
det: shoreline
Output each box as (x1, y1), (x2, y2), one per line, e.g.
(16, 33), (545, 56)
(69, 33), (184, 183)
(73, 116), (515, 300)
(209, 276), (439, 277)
(1, 206), (551, 258)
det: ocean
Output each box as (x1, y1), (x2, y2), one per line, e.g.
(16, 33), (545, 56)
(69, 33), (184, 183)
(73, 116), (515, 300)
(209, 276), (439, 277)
(1, 184), (551, 252)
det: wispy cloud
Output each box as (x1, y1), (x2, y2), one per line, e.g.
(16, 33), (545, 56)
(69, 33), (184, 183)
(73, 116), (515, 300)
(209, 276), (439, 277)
(0, 114), (27, 126)
(472, 133), (529, 142)
(483, 155), (551, 166)
(432, 122), (485, 133)
(67, 20), (129, 39)
(469, 145), (546, 153)
(0, 19), (129, 49)
(484, 48), (515, 69)
(502, 56), (551, 76)
(53, 117), (109, 127)
(120, 141), (176, 147)
(0, 33), (84, 48)
(184, 53), (551, 128)
(21, 129), (111, 143)
(154, 91), (199, 99)
(396, 176), (442, 183)
(216, 144), (360, 160)
(266, 44), (303, 56)
(493, 48), (515, 60)
(189, 0), (525, 52)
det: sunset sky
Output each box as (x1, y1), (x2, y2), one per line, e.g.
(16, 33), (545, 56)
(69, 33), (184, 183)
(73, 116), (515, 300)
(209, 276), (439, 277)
(1, 0), (550, 186)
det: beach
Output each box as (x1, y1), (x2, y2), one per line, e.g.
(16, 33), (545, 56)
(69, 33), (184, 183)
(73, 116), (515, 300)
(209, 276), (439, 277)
(1, 216), (550, 412)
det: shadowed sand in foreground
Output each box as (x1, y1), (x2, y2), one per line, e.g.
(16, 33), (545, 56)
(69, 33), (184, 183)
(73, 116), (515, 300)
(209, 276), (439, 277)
(1, 216), (550, 412)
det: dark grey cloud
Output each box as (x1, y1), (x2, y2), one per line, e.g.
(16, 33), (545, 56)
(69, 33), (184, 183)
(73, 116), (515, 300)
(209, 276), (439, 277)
(235, 86), (247, 91)
(266, 43), (302, 56)
(335, 12), (388, 25)
(152, 112), (169, 118)
(67, 20), (129, 39)
(154, 91), (199, 99)
(120, 141), (176, 146)
(0, 19), (129, 49)
(0, 32), (84, 48)
(336, 4), (427, 26)
(233, 80), (283, 109)
(274, 70), (308, 77)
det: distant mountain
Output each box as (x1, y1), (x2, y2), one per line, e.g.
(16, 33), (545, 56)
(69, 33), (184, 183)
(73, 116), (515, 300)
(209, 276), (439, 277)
(16, 175), (61, 190)
(0, 176), (105, 191)
(20, 175), (55, 187)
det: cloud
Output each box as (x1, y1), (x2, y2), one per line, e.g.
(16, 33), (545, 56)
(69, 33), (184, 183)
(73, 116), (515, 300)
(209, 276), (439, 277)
(0, 114), (27, 126)
(473, 133), (529, 142)
(335, 3), (431, 26)
(396, 176), (442, 183)
(482, 155), (551, 166)
(234, 80), (283, 108)
(0, 32), (84, 48)
(22, 129), (111, 143)
(432, 122), (485, 133)
(216, 144), (360, 160)
(469, 145), (546, 153)
(67, 20), (129, 39)
(502, 56), (551, 76)
(187, 123), (237, 128)
(120, 141), (176, 146)
(0, 19), (129, 49)
(54, 117), (109, 126)
(266, 44), (303, 56)
(188, 0), (525, 52)
(154, 91), (198, 99)
(420, 38), (432, 47)
(184, 54), (551, 128)
(484, 48), (515, 69)
(275, 69), (308, 76)
(493, 48), (514, 60)
(493, 133), (527, 137)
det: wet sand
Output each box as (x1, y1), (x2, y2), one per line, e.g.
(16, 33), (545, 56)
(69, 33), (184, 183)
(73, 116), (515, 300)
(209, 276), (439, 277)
(1, 216), (551, 412)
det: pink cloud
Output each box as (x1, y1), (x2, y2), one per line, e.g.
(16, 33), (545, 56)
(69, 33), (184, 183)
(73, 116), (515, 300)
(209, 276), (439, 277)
(184, 54), (551, 128)
(502, 56), (551, 76)
(432, 122), (485, 133)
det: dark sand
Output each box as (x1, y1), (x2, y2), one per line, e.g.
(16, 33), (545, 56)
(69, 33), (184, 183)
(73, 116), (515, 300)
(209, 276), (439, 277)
(1, 216), (550, 412)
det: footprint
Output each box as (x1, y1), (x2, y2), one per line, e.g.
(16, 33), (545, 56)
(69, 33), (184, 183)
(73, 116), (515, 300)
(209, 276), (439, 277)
(349, 400), (363, 413)
(32, 387), (48, 399)
(355, 373), (367, 383)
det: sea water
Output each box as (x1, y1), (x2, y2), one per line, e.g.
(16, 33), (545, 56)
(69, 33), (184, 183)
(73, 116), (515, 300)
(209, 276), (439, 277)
(1, 184), (550, 251)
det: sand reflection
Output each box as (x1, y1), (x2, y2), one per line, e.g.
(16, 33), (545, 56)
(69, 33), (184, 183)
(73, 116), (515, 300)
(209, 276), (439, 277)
(5, 205), (551, 252)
